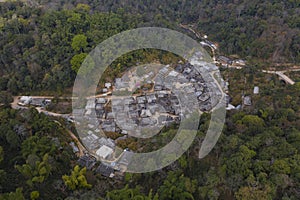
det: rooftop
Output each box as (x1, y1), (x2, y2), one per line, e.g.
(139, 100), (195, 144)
(96, 145), (114, 159)
(96, 163), (114, 177)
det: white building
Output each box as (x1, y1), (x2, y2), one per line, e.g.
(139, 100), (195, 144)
(105, 82), (112, 88)
(18, 96), (32, 105)
(253, 86), (259, 94)
(226, 104), (236, 111)
(96, 145), (113, 159)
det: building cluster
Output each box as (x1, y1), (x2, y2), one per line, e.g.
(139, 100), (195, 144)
(77, 154), (115, 178)
(74, 60), (227, 174)
(18, 96), (52, 107)
(81, 62), (221, 139)
(15, 58), (228, 178)
(216, 55), (246, 68)
(76, 150), (133, 178)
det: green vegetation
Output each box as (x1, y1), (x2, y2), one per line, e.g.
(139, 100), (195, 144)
(0, 0), (299, 199)
(0, 1), (299, 94)
(62, 165), (92, 190)
(106, 184), (159, 200)
(16, 153), (52, 187)
(0, 108), (73, 199)
(2, 80), (299, 198)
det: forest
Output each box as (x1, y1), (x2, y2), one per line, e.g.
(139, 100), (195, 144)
(0, 0), (300, 199)
(0, 0), (299, 95)
(0, 71), (299, 199)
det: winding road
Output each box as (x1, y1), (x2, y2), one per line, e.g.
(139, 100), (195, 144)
(262, 68), (300, 85)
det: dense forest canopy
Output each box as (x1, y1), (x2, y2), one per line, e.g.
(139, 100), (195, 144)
(0, 0), (300, 199)
(0, 0), (299, 94)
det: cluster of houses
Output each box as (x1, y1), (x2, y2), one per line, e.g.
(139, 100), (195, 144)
(77, 154), (116, 178)
(82, 62), (220, 138)
(172, 62), (216, 111)
(216, 55), (246, 68)
(74, 60), (228, 176)
(226, 86), (260, 110)
(14, 58), (229, 177)
(15, 58), (229, 177)
(76, 150), (133, 178)
(18, 96), (52, 107)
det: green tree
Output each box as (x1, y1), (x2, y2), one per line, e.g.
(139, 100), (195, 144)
(30, 191), (40, 200)
(0, 146), (3, 163)
(0, 188), (25, 200)
(71, 34), (88, 52)
(21, 135), (56, 158)
(241, 115), (265, 135)
(6, 130), (20, 149)
(62, 165), (92, 190)
(158, 171), (196, 200)
(16, 154), (52, 187)
(225, 145), (256, 178)
(106, 184), (158, 200)
(7, 77), (18, 95)
(235, 184), (274, 200)
(271, 159), (291, 174)
(0, 146), (5, 186)
(0, 91), (13, 106)
(76, 3), (91, 12)
(70, 53), (87, 73)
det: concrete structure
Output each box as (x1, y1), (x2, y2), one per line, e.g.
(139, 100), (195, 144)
(96, 163), (114, 177)
(262, 70), (296, 85)
(277, 72), (295, 85)
(105, 82), (112, 88)
(77, 155), (97, 170)
(233, 59), (246, 66)
(253, 86), (259, 94)
(19, 96), (32, 105)
(243, 96), (252, 106)
(226, 104), (236, 110)
(70, 142), (79, 153)
(96, 145), (114, 159)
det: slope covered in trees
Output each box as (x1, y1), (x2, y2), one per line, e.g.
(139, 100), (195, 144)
(0, 1), (300, 199)
(0, 1), (299, 94)
(0, 74), (299, 199)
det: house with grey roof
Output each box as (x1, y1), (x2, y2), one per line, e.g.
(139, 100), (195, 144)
(243, 96), (252, 106)
(85, 99), (95, 110)
(95, 103), (104, 111)
(140, 109), (152, 118)
(96, 163), (114, 177)
(115, 78), (129, 89)
(96, 98), (107, 104)
(102, 121), (116, 132)
(70, 142), (79, 154)
(154, 85), (163, 91)
(77, 155), (97, 170)
(136, 96), (146, 104)
(138, 103), (146, 110)
(140, 117), (156, 126)
(106, 112), (114, 119)
(146, 94), (156, 103)
(217, 56), (233, 66)
(183, 67), (192, 74)
(73, 109), (85, 116)
(97, 137), (115, 149)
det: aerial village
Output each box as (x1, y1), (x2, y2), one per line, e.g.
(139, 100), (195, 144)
(68, 53), (228, 177)
(14, 51), (268, 178)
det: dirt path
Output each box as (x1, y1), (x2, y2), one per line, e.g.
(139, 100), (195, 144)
(66, 129), (86, 157)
